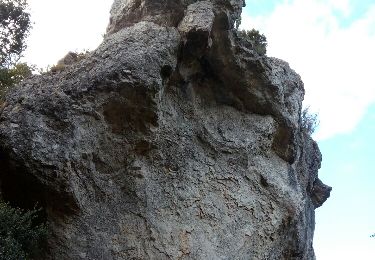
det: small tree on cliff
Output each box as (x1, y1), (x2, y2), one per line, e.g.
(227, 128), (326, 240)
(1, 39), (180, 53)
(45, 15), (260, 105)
(0, 0), (32, 101)
(238, 29), (268, 56)
(301, 107), (319, 135)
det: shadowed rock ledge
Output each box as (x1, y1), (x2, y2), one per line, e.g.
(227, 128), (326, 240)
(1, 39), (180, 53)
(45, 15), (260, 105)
(0, 0), (331, 259)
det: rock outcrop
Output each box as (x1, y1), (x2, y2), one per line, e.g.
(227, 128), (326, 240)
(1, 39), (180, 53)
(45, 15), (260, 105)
(0, 0), (331, 259)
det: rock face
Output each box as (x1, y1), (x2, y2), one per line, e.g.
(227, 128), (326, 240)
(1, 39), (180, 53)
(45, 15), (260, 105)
(0, 0), (331, 259)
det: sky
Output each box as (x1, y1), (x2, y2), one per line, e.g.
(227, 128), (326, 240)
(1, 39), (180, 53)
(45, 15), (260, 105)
(21, 0), (375, 259)
(23, 0), (113, 68)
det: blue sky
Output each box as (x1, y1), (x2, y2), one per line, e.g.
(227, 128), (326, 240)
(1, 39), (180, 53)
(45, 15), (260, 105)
(244, 0), (374, 21)
(314, 104), (375, 259)
(22, 0), (375, 259)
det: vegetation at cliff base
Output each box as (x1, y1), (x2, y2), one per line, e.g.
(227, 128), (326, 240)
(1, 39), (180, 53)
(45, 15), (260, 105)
(238, 29), (268, 56)
(0, 201), (47, 260)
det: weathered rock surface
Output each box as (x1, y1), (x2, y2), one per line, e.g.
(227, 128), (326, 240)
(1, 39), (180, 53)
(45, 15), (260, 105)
(0, 0), (331, 259)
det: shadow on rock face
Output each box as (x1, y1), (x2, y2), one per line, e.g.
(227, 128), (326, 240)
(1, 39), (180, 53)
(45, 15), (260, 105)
(102, 87), (158, 135)
(0, 147), (79, 219)
(0, 148), (47, 212)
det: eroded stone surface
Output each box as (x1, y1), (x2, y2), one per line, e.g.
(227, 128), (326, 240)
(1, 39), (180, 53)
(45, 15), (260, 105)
(107, 0), (245, 34)
(0, 0), (330, 259)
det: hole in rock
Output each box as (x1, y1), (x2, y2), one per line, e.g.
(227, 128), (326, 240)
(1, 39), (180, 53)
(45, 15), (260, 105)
(160, 65), (173, 80)
(260, 175), (269, 188)
(0, 149), (79, 218)
(0, 149), (48, 224)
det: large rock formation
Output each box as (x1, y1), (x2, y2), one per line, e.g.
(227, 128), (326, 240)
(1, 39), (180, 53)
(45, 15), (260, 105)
(0, 0), (331, 259)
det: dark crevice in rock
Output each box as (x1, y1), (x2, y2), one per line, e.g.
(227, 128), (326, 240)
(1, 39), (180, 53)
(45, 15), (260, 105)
(272, 125), (297, 164)
(259, 174), (269, 188)
(0, 147), (79, 219)
(160, 65), (173, 81)
(0, 148), (47, 217)
(182, 30), (211, 59)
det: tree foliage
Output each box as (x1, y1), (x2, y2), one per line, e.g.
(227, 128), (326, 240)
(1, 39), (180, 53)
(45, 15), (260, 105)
(0, 201), (47, 260)
(0, 0), (31, 68)
(239, 29), (268, 56)
(301, 107), (319, 135)
(0, 0), (32, 101)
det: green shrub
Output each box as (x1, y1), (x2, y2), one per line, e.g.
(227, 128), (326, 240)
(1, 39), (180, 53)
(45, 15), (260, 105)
(0, 201), (47, 260)
(301, 106), (319, 135)
(0, 63), (33, 101)
(238, 29), (268, 56)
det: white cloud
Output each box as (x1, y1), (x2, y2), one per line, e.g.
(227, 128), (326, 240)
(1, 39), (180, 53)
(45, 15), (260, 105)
(241, 0), (375, 140)
(327, 0), (351, 16)
(23, 0), (113, 68)
(315, 242), (375, 260)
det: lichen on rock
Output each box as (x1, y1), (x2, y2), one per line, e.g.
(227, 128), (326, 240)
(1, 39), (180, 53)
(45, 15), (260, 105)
(0, 0), (331, 259)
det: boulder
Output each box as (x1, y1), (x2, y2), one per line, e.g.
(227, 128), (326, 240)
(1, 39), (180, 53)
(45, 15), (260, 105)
(0, 0), (330, 259)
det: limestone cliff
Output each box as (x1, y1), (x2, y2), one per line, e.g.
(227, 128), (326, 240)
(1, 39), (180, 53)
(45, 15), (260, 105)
(0, 0), (331, 259)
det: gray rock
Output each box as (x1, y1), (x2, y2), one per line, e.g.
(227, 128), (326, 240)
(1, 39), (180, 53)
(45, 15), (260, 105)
(107, 0), (245, 34)
(0, 0), (330, 259)
(178, 1), (215, 38)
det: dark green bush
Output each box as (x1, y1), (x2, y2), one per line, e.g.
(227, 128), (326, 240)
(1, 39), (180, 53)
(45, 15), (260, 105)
(238, 29), (268, 56)
(301, 107), (319, 135)
(0, 201), (47, 260)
